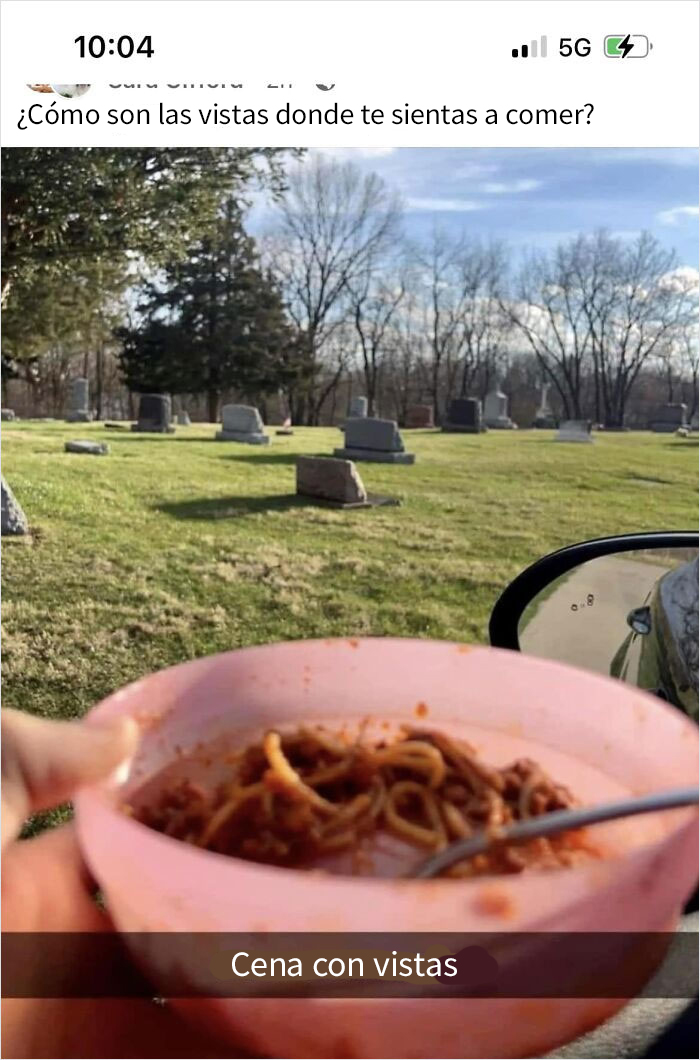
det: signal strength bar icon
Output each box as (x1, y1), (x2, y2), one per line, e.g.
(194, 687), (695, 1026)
(512, 35), (547, 58)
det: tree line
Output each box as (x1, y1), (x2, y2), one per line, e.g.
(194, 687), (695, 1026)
(2, 148), (698, 426)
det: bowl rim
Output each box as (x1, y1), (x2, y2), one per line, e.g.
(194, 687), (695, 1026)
(75, 637), (699, 903)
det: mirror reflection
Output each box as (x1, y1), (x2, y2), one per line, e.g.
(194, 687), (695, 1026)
(518, 548), (699, 718)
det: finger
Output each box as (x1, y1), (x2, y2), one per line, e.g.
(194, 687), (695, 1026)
(2, 709), (138, 845)
(2, 824), (111, 932)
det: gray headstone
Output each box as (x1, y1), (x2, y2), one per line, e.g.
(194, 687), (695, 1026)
(334, 417), (415, 463)
(533, 383), (557, 428)
(483, 388), (516, 429)
(177, 411), (191, 426)
(484, 390), (513, 426)
(484, 389), (506, 420)
(66, 376), (93, 422)
(1, 409), (16, 421)
(691, 410), (699, 431)
(222, 405), (263, 432)
(73, 377), (88, 408)
(131, 394), (174, 433)
(65, 440), (109, 455)
(216, 404), (269, 444)
(536, 383), (551, 414)
(554, 420), (594, 443)
(348, 396), (368, 418)
(443, 398), (483, 433)
(405, 404), (434, 428)
(296, 456), (367, 505)
(1, 476), (28, 536)
(649, 404), (688, 433)
(344, 418), (403, 452)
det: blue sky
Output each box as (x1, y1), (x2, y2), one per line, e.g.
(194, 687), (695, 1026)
(253, 147), (699, 266)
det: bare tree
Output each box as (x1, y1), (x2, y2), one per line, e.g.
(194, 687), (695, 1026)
(505, 241), (593, 419)
(667, 323), (700, 420)
(413, 229), (465, 419)
(345, 260), (406, 416)
(266, 156), (402, 424)
(413, 230), (512, 420)
(680, 327), (699, 421)
(382, 278), (430, 423)
(580, 233), (698, 426)
(506, 232), (698, 426)
(654, 335), (682, 404)
(311, 327), (353, 424)
(452, 241), (510, 399)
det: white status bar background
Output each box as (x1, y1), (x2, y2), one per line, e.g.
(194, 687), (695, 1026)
(1, 0), (698, 147)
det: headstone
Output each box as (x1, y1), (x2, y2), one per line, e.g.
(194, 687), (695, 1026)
(131, 394), (175, 434)
(297, 457), (367, 505)
(177, 411), (191, 427)
(215, 404), (269, 445)
(554, 420), (594, 443)
(296, 456), (399, 509)
(442, 398), (484, 434)
(334, 417), (415, 464)
(533, 383), (557, 428)
(649, 403), (688, 433)
(1, 409), (16, 421)
(66, 377), (93, 422)
(691, 410), (699, 432)
(276, 416), (294, 436)
(483, 387), (516, 429)
(348, 396), (368, 419)
(405, 404), (434, 429)
(65, 440), (109, 455)
(1, 476), (28, 536)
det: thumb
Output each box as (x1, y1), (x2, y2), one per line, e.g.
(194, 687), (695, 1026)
(1, 709), (139, 846)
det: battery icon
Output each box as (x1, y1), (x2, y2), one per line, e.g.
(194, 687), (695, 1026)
(604, 34), (650, 57)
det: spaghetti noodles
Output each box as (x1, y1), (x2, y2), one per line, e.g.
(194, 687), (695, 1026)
(131, 726), (596, 877)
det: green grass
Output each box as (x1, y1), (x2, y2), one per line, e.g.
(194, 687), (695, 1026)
(3, 421), (698, 724)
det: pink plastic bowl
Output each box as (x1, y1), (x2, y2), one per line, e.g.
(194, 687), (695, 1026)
(75, 639), (698, 1058)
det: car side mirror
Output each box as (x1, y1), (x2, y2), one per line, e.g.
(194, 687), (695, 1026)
(489, 532), (699, 720)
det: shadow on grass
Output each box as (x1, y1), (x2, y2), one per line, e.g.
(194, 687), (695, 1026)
(624, 471), (675, 485)
(98, 432), (219, 442)
(223, 451), (312, 466)
(663, 439), (700, 449)
(156, 493), (313, 520)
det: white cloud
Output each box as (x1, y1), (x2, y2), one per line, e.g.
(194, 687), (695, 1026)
(454, 162), (500, 179)
(595, 149), (698, 167)
(657, 205), (699, 225)
(312, 147), (397, 159)
(405, 197), (485, 212)
(659, 266), (700, 292)
(480, 179), (542, 194)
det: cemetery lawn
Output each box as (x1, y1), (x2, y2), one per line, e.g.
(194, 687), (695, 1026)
(3, 420), (698, 728)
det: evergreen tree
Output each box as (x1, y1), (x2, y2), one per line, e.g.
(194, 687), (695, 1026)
(117, 201), (302, 420)
(3, 254), (132, 413)
(2, 147), (297, 310)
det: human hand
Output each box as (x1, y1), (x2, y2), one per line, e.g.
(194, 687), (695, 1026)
(1, 709), (246, 1058)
